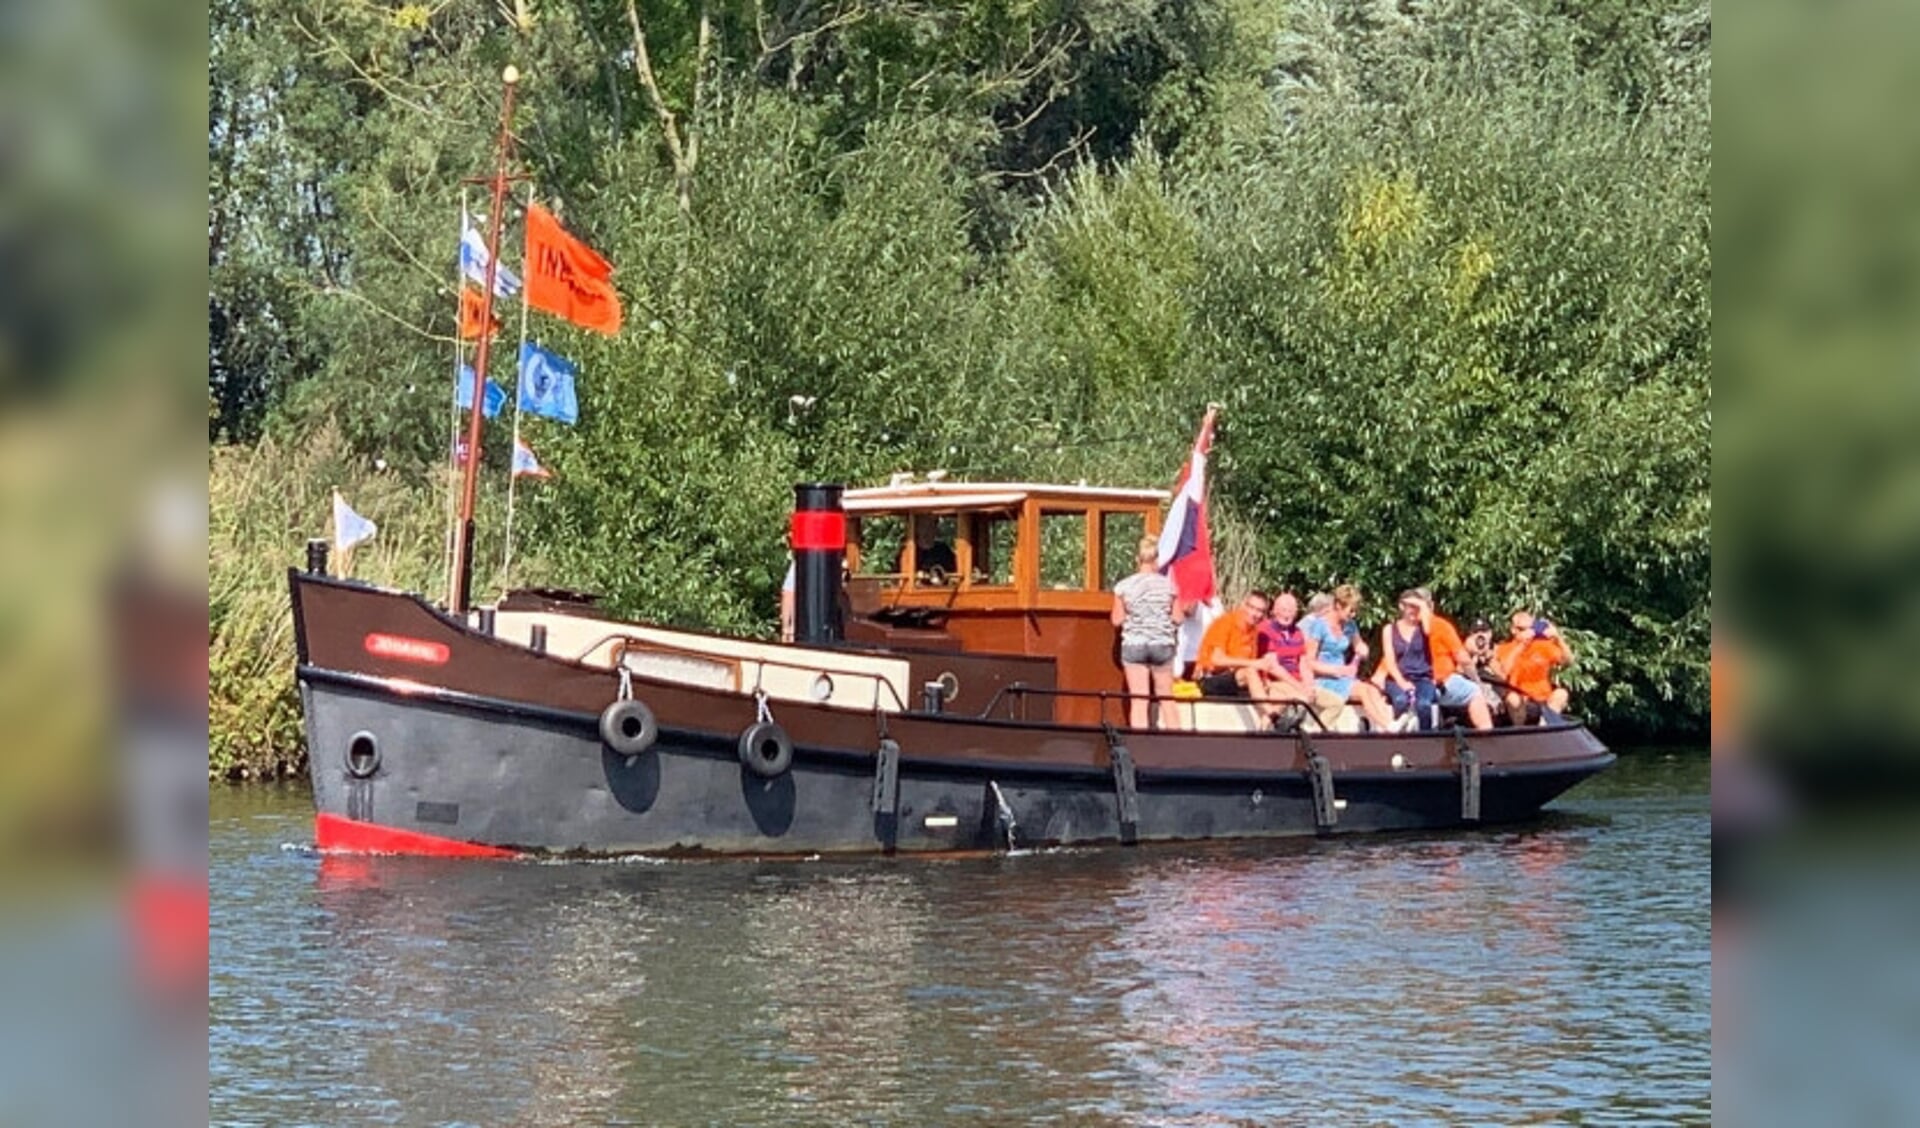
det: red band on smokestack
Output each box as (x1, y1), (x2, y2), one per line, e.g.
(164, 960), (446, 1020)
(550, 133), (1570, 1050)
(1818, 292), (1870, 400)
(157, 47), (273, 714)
(790, 510), (847, 551)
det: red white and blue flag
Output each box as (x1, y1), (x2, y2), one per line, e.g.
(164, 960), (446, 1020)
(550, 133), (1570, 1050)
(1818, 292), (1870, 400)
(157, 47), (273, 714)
(1157, 406), (1219, 602)
(1157, 406), (1220, 667)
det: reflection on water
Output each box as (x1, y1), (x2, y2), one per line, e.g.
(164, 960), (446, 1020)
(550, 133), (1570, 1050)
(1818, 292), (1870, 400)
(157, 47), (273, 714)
(212, 754), (1709, 1125)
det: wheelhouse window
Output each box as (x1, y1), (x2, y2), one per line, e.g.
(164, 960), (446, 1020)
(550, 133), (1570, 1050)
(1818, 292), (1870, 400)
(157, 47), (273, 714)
(849, 515), (906, 577)
(1100, 511), (1147, 589)
(907, 514), (960, 585)
(1039, 510), (1090, 591)
(966, 511), (1017, 587)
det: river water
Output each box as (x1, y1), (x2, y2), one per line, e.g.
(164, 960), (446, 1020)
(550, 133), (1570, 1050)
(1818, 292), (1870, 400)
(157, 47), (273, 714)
(211, 752), (1708, 1126)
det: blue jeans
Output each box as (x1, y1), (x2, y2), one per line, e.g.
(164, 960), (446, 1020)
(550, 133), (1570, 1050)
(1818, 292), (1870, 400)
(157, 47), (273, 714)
(1386, 678), (1437, 730)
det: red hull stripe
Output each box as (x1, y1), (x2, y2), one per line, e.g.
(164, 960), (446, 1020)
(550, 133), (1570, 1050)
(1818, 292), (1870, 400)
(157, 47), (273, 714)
(789, 510), (847, 551)
(315, 813), (519, 858)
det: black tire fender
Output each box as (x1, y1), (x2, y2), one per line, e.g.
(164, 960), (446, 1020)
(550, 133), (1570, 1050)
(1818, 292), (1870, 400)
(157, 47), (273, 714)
(600, 699), (659, 757)
(738, 720), (794, 777)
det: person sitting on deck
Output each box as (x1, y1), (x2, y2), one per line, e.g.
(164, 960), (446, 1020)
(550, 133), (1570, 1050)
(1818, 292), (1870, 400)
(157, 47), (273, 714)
(1301, 584), (1402, 732)
(1415, 590), (1496, 731)
(1461, 617), (1505, 707)
(1374, 588), (1440, 730)
(1492, 611), (1574, 724)
(1256, 591), (1348, 728)
(1195, 589), (1286, 721)
(1110, 536), (1186, 731)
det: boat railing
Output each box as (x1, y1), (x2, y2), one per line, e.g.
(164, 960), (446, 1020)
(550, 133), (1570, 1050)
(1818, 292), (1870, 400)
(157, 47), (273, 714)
(732, 651), (915, 715)
(565, 631), (915, 714)
(979, 682), (1330, 733)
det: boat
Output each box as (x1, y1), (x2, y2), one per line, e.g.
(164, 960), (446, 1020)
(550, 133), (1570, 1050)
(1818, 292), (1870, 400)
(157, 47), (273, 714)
(291, 69), (1609, 858)
(291, 478), (1614, 857)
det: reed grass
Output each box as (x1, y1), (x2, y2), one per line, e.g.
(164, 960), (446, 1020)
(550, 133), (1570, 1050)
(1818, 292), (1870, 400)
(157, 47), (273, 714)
(209, 423), (534, 778)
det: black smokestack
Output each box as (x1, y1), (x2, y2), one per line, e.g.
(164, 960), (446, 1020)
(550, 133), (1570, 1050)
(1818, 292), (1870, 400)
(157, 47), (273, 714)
(791, 483), (846, 645)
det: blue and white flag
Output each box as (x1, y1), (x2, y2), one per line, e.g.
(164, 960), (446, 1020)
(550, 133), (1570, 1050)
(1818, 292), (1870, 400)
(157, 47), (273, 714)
(461, 222), (521, 298)
(454, 365), (508, 418)
(517, 341), (580, 425)
(332, 490), (378, 551)
(511, 437), (551, 479)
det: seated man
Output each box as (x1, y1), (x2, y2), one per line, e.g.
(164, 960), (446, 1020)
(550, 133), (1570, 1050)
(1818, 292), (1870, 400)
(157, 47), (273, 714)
(1413, 590), (1494, 731)
(1255, 591), (1348, 728)
(1492, 611), (1573, 724)
(1461, 617), (1507, 712)
(1195, 589), (1286, 721)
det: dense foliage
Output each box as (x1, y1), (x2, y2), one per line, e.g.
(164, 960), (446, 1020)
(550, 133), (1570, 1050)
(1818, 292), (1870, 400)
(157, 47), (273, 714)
(210, 0), (1709, 774)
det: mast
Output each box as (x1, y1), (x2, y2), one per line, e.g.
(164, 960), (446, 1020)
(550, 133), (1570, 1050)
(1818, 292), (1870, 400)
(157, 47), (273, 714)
(450, 66), (522, 614)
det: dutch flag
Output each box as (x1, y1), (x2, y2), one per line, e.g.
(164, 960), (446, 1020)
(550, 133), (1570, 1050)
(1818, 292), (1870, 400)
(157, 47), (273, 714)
(1157, 406), (1221, 668)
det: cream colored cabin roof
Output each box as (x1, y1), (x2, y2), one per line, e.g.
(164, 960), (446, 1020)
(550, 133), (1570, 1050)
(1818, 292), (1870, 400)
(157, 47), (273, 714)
(843, 480), (1169, 513)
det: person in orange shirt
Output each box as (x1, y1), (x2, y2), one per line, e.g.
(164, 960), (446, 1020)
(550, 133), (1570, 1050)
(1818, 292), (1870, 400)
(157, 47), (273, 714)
(1492, 611), (1573, 724)
(1195, 589), (1288, 720)
(1414, 589), (1495, 731)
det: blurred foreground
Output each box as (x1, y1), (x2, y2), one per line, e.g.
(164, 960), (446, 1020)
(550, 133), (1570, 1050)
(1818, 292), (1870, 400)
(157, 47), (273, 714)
(2, 0), (1920, 1119)
(1714, 0), (1920, 1123)
(0, 0), (205, 1122)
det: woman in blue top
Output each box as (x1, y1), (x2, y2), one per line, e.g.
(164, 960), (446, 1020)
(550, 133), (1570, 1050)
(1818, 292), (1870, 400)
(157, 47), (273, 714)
(1301, 584), (1400, 732)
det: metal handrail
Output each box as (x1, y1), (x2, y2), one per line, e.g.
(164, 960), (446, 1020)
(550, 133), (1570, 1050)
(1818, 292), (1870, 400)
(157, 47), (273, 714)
(982, 681), (1329, 732)
(560, 630), (913, 714)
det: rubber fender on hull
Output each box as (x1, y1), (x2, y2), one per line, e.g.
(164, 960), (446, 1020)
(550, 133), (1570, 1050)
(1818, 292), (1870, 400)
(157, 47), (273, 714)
(738, 720), (794, 777)
(599, 699), (659, 757)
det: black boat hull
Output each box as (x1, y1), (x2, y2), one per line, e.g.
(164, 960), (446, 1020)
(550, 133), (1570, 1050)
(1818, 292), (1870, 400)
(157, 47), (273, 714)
(302, 669), (1613, 857)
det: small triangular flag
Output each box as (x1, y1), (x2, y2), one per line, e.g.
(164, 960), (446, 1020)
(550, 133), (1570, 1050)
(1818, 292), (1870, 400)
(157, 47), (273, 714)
(511, 438), (551, 479)
(332, 490), (378, 550)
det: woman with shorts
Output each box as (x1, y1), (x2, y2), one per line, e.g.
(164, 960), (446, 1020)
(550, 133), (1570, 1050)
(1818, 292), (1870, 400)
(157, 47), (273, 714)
(1110, 537), (1186, 730)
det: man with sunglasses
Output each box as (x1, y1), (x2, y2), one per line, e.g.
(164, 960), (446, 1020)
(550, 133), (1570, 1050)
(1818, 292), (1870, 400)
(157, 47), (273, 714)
(1195, 588), (1288, 720)
(1492, 611), (1573, 724)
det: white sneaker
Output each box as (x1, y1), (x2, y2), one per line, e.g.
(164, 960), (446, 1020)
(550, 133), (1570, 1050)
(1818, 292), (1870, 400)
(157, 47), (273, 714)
(1392, 713), (1419, 733)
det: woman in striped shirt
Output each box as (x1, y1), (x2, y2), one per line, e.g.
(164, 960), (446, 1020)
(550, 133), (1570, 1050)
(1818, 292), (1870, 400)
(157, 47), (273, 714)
(1110, 537), (1186, 730)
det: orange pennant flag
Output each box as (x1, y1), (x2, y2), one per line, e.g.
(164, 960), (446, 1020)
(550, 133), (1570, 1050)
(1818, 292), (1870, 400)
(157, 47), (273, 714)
(524, 202), (622, 336)
(458, 286), (499, 340)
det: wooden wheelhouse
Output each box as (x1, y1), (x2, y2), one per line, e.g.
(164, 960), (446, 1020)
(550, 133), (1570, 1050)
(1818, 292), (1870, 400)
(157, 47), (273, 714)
(839, 480), (1168, 726)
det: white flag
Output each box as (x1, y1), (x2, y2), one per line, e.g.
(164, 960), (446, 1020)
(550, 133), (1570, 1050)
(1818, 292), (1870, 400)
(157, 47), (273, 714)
(511, 437), (551, 479)
(332, 490), (378, 551)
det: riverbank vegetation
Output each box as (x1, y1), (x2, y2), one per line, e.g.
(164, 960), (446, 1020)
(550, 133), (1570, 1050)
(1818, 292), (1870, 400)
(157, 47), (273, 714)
(210, 0), (1710, 778)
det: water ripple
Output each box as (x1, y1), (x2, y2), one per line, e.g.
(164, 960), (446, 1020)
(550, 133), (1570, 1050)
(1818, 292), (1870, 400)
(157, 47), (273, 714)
(212, 757), (1709, 1125)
